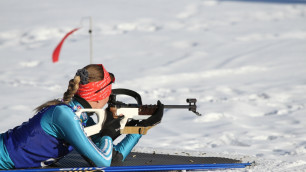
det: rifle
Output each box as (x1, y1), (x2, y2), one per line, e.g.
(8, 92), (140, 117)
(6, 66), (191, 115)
(75, 88), (201, 136)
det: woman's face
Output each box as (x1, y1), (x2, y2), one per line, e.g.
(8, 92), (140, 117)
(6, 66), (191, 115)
(97, 96), (109, 108)
(89, 96), (109, 109)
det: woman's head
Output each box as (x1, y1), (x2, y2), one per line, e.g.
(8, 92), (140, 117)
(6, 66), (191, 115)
(63, 64), (114, 105)
(35, 64), (114, 112)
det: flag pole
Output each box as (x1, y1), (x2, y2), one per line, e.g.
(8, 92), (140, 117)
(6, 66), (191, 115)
(89, 16), (93, 64)
(81, 16), (93, 64)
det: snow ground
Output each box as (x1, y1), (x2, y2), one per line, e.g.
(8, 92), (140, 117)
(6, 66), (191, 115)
(1, 0), (306, 171)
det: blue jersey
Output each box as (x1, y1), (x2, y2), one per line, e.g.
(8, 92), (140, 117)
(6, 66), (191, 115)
(0, 98), (141, 169)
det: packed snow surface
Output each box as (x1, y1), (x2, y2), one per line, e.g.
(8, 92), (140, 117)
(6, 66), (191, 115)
(1, 0), (306, 171)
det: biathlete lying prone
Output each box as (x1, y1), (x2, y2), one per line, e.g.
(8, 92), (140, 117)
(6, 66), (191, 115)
(0, 64), (164, 169)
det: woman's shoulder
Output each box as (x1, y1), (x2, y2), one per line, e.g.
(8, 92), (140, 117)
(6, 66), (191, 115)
(41, 104), (76, 123)
(41, 104), (79, 138)
(51, 104), (75, 117)
(54, 104), (75, 111)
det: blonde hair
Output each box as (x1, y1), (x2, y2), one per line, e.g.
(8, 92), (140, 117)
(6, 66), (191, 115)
(34, 64), (104, 112)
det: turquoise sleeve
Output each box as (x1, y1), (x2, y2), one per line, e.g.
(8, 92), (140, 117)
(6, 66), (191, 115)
(83, 114), (142, 160)
(48, 106), (113, 167)
(114, 134), (142, 161)
(0, 134), (14, 169)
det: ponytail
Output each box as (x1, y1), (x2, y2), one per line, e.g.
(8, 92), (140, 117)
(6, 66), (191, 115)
(62, 75), (81, 104)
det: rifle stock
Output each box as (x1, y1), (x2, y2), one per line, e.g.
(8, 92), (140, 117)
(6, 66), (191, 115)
(75, 109), (106, 137)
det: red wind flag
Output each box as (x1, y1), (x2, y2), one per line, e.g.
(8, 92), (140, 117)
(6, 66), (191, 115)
(52, 28), (79, 63)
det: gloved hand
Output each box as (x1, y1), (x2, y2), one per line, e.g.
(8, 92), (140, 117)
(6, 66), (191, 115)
(139, 100), (164, 127)
(100, 110), (123, 140)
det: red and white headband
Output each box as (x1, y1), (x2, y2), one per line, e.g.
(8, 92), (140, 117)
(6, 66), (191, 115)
(76, 64), (114, 102)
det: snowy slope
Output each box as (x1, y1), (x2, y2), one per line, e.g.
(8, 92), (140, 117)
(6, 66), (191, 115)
(1, 0), (306, 171)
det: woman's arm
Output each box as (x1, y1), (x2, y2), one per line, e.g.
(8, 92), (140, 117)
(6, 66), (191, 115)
(113, 134), (142, 161)
(51, 105), (113, 167)
(86, 114), (142, 162)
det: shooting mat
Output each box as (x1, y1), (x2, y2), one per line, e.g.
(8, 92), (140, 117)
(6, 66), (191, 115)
(50, 150), (241, 168)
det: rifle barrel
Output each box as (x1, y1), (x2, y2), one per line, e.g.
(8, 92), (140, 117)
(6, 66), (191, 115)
(164, 105), (202, 116)
(164, 105), (191, 109)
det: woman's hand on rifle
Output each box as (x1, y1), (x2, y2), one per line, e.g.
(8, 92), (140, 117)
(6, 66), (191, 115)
(140, 100), (164, 127)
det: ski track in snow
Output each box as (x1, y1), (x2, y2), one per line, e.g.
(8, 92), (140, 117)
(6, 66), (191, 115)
(1, 0), (306, 171)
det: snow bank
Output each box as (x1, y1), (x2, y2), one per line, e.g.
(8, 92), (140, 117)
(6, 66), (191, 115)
(1, 0), (306, 171)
